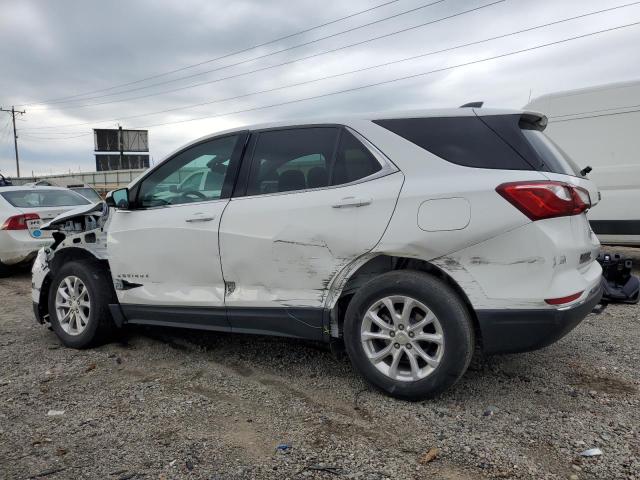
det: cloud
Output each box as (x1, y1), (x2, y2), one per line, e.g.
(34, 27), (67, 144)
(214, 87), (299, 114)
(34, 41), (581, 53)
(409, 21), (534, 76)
(1, 0), (639, 177)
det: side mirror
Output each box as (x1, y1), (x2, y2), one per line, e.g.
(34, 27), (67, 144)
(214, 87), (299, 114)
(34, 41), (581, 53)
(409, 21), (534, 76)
(169, 184), (178, 193)
(106, 188), (131, 210)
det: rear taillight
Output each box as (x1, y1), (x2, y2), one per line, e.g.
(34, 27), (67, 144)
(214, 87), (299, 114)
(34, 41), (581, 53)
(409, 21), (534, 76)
(0, 213), (40, 230)
(496, 181), (591, 221)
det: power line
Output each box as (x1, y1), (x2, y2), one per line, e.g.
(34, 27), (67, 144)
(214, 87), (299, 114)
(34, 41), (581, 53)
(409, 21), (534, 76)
(22, 0), (447, 107)
(14, 0), (403, 107)
(23, 3), (640, 131)
(25, 0), (505, 113)
(36, 0), (640, 113)
(20, 132), (91, 140)
(20, 130), (92, 135)
(12, 22), (640, 151)
(0, 118), (12, 141)
(120, 21), (639, 131)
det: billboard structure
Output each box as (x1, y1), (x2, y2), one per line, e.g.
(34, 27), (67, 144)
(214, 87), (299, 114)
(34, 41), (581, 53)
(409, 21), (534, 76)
(94, 127), (150, 171)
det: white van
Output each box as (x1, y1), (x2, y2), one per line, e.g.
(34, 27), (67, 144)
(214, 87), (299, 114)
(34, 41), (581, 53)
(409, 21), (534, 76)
(526, 80), (640, 246)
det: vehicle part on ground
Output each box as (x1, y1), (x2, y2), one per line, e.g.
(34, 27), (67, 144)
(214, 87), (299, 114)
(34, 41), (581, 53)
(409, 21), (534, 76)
(597, 252), (639, 304)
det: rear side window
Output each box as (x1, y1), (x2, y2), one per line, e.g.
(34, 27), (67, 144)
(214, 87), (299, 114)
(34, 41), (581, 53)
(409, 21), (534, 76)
(247, 127), (338, 195)
(332, 130), (381, 185)
(1, 190), (90, 208)
(374, 117), (534, 170)
(245, 127), (383, 195)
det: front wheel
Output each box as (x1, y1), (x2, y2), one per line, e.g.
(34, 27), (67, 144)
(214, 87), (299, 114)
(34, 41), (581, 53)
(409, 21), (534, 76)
(343, 270), (474, 400)
(48, 260), (116, 348)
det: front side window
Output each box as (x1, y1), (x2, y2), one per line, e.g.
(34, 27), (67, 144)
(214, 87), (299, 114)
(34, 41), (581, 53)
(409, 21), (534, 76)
(245, 127), (383, 196)
(138, 135), (239, 208)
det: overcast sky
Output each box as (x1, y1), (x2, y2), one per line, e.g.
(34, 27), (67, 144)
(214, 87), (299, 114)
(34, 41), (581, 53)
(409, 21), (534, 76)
(1, 0), (639, 177)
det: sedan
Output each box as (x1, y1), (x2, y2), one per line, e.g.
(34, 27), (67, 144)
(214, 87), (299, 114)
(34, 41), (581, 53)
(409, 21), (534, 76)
(0, 186), (90, 276)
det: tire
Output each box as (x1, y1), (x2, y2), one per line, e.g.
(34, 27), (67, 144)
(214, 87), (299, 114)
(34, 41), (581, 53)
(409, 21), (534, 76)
(343, 270), (474, 400)
(48, 260), (116, 348)
(0, 261), (12, 278)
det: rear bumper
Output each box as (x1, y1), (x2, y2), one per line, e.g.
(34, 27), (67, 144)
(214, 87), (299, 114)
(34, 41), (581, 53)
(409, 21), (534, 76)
(476, 283), (603, 354)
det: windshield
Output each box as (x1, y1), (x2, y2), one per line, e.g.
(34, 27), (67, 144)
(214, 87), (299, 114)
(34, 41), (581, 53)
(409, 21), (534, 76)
(1, 189), (90, 208)
(72, 187), (103, 202)
(521, 129), (584, 177)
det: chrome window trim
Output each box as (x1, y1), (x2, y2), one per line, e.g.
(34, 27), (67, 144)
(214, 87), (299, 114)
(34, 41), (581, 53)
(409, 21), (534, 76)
(127, 195), (228, 212)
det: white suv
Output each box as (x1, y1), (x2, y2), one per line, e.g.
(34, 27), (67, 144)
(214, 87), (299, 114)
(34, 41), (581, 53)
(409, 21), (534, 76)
(32, 108), (602, 400)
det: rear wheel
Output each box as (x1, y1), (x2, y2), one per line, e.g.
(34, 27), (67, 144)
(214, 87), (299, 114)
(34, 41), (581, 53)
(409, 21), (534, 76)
(343, 270), (474, 400)
(48, 260), (116, 348)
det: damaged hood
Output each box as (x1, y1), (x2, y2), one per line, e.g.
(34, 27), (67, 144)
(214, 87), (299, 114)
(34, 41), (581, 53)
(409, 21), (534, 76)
(41, 202), (107, 230)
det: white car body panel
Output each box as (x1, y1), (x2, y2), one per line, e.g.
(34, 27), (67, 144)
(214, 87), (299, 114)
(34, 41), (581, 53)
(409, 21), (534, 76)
(108, 199), (228, 307)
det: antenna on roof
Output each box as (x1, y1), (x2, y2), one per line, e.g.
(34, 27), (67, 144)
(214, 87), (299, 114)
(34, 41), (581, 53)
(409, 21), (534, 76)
(459, 102), (483, 108)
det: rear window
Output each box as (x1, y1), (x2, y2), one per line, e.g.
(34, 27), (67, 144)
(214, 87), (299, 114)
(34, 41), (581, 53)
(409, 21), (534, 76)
(374, 114), (585, 176)
(373, 117), (535, 170)
(520, 129), (583, 177)
(1, 190), (90, 208)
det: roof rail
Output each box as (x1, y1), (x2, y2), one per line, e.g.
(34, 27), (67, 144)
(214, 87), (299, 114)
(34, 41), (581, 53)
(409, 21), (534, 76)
(459, 101), (483, 108)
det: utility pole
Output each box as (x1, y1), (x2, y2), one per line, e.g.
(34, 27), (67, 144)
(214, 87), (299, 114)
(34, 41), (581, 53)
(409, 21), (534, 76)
(0, 106), (26, 177)
(118, 125), (124, 170)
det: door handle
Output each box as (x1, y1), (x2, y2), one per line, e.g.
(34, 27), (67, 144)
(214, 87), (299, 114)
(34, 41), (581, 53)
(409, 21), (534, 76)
(185, 215), (215, 223)
(332, 196), (372, 208)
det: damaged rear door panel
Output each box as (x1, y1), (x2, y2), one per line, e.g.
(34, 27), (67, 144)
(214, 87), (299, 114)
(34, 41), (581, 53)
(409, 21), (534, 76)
(220, 173), (403, 310)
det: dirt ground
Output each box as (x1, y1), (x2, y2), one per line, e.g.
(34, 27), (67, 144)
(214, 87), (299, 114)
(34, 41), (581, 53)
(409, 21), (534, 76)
(1, 249), (639, 479)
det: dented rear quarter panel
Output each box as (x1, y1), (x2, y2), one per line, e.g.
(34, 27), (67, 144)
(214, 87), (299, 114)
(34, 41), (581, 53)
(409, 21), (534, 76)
(345, 119), (601, 310)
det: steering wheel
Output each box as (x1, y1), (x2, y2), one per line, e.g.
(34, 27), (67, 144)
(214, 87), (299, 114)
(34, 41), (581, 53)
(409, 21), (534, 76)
(180, 190), (207, 200)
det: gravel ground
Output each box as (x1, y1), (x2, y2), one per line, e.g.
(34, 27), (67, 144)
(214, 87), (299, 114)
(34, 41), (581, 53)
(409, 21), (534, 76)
(1, 249), (639, 480)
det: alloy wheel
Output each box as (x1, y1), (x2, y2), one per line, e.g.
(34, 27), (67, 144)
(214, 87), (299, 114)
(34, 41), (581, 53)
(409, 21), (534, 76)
(55, 275), (91, 336)
(360, 295), (444, 382)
